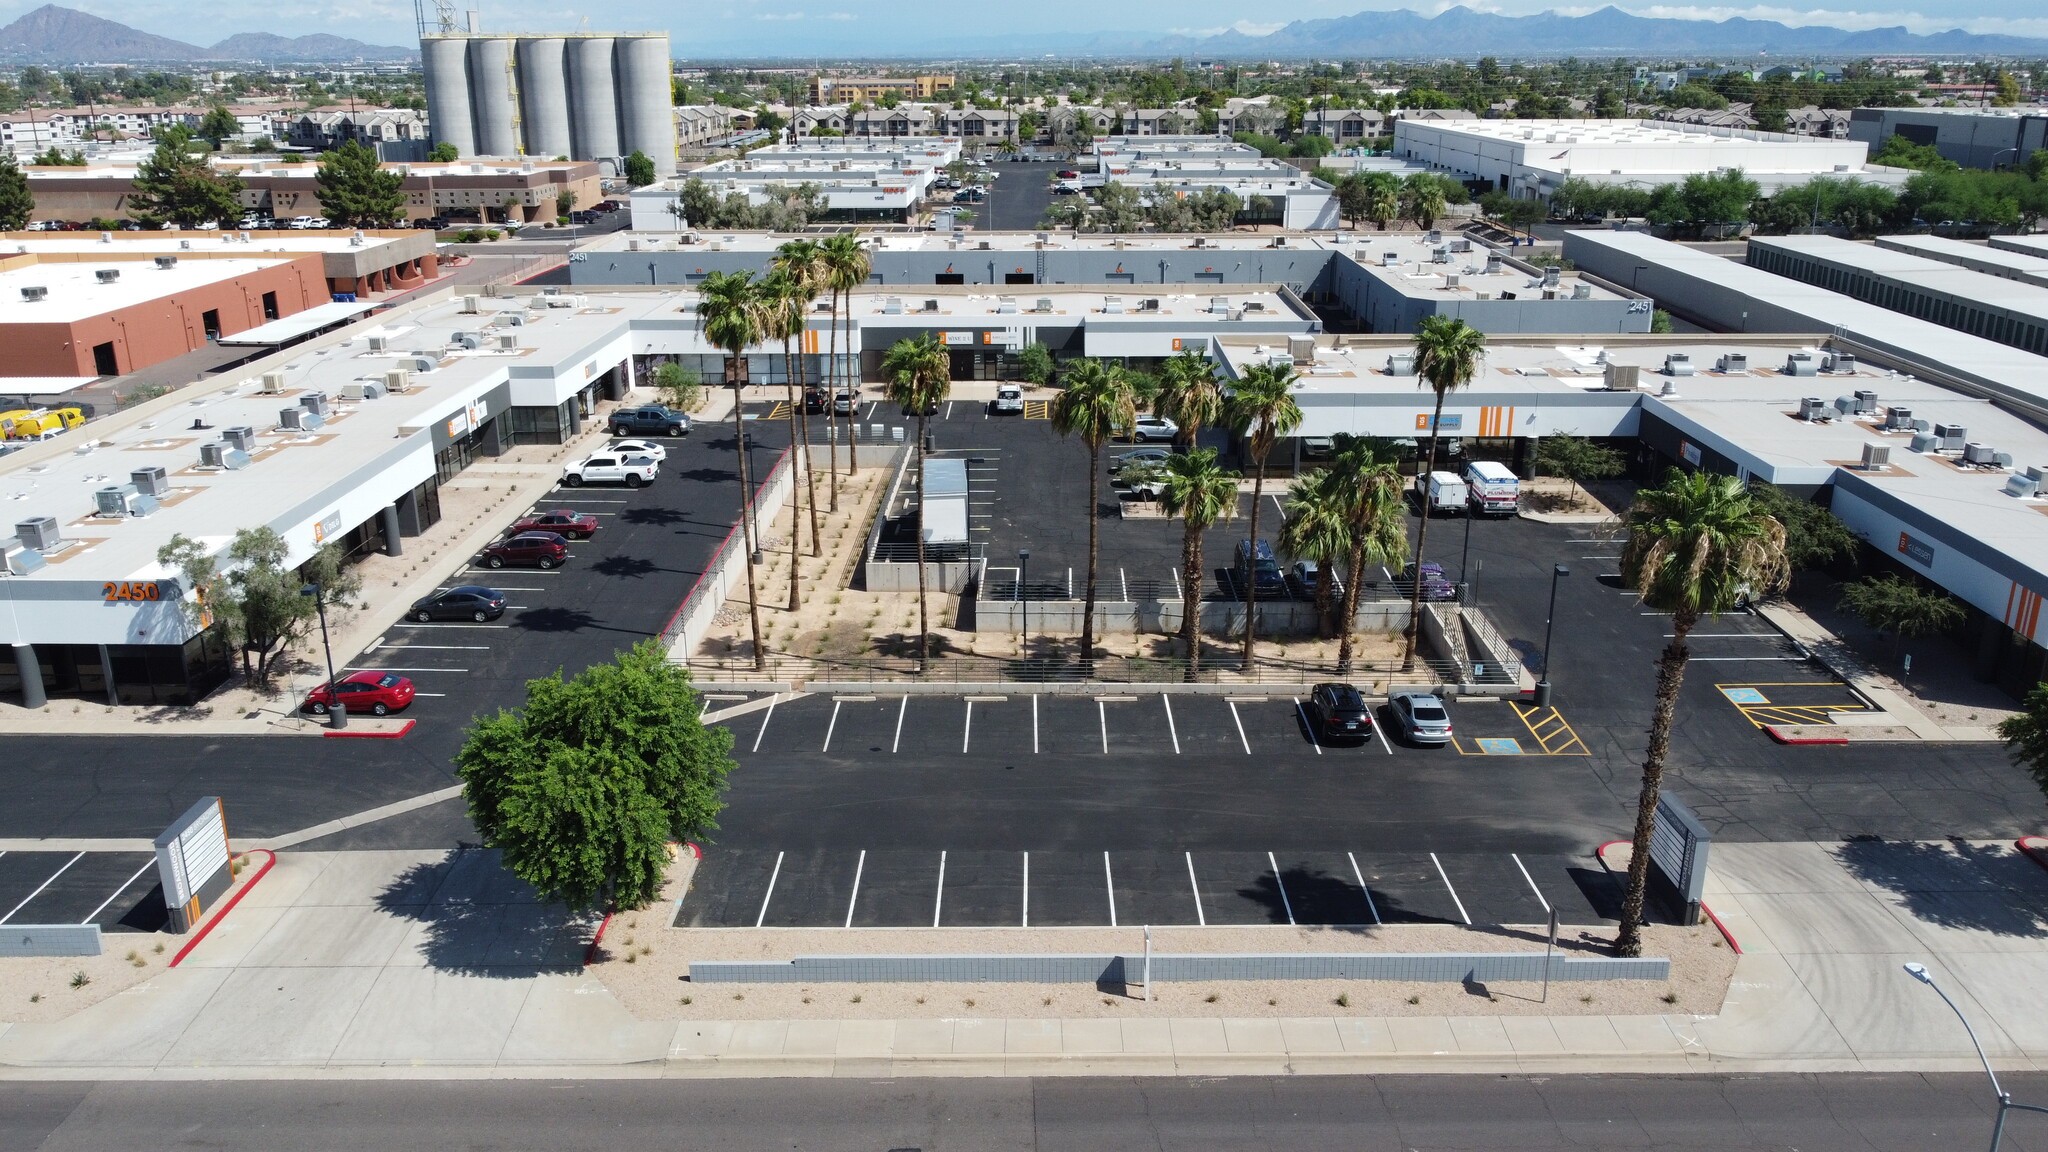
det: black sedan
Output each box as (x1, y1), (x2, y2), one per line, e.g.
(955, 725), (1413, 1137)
(407, 585), (507, 623)
(1309, 681), (1374, 738)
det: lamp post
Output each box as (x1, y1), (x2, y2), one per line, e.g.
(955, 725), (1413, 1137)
(298, 581), (345, 730)
(1534, 563), (1568, 709)
(1018, 548), (1031, 659)
(1903, 962), (2048, 1151)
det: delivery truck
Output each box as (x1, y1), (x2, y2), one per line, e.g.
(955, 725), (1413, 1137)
(1462, 460), (1520, 516)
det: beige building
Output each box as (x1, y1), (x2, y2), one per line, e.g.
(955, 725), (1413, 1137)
(807, 74), (954, 105)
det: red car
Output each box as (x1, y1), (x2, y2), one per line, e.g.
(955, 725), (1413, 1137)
(302, 671), (416, 716)
(482, 532), (569, 569)
(509, 509), (599, 540)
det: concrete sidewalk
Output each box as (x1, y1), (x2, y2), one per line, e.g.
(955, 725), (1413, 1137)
(1755, 601), (2001, 743)
(3, 840), (2044, 1078)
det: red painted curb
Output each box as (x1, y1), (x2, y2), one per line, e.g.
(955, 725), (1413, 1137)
(1593, 839), (1742, 954)
(168, 849), (276, 968)
(583, 913), (614, 967)
(2017, 837), (2048, 875)
(684, 842), (703, 860)
(1764, 725), (1848, 746)
(323, 720), (415, 739)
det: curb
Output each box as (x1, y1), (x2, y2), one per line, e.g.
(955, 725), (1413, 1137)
(323, 720), (416, 739)
(2017, 837), (2048, 874)
(1593, 840), (1742, 954)
(168, 849), (277, 968)
(583, 913), (613, 967)
(1763, 725), (1848, 746)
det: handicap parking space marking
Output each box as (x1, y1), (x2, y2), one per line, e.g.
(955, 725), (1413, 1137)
(1470, 737), (1524, 755)
(1719, 686), (1770, 705)
(1021, 400), (1050, 420)
(1511, 703), (1591, 755)
(1716, 681), (1871, 728)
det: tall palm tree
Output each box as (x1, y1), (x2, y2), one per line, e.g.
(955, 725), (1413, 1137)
(771, 238), (824, 558)
(757, 268), (807, 612)
(1401, 315), (1487, 670)
(1400, 172), (1448, 229)
(1226, 362), (1302, 670)
(880, 333), (953, 674)
(819, 234), (872, 497)
(698, 269), (767, 671)
(1158, 448), (1239, 680)
(1278, 468), (1351, 639)
(1050, 358), (1136, 666)
(1360, 171), (1400, 231)
(1330, 434), (1408, 674)
(1153, 348), (1224, 451)
(1614, 470), (1788, 957)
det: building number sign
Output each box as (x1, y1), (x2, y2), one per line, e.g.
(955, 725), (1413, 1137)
(103, 581), (162, 602)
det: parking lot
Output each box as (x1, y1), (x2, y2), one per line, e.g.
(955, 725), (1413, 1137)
(0, 851), (165, 933)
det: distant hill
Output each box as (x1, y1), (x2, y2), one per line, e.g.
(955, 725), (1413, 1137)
(0, 5), (414, 63)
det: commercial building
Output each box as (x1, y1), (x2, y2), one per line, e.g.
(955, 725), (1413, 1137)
(629, 142), (961, 228)
(1330, 230), (1649, 335)
(1084, 140), (1340, 230)
(420, 30), (675, 175)
(3, 230), (441, 301)
(1395, 118), (1904, 199)
(807, 75), (954, 105)
(1846, 106), (2048, 170)
(1745, 235), (2048, 358)
(1874, 235), (2048, 290)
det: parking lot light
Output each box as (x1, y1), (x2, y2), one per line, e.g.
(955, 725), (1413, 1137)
(1534, 564), (1569, 710)
(1904, 961), (2048, 1150)
(299, 582), (345, 730)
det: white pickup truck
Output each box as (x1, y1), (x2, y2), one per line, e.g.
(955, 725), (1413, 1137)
(563, 451), (659, 488)
(993, 384), (1024, 414)
(1463, 460), (1520, 516)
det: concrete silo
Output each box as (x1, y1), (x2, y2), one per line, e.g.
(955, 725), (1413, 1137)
(567, 37), (620, 162)
(468, 36), (520, 157)
(615, 35), (676, 175)
(516, 37), (574, 160)
(421, 36), (476, 156)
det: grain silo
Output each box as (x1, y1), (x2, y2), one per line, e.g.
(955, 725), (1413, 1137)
(468, 37), (519, 158)
(615, 35), (677, 176)
(516, 37), (573, 159)
(420, 36), (476, 156)
(566, 37), (620, 162)
(418, 29), (674, 176)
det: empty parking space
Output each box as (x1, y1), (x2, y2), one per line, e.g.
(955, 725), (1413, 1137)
(1022, 851), (1115, 927)
(1033, 695), (1107, 757)
(821, 696), (910, 755)
(1433, 853), (1552, 925)
(1190, 852), (1296, 926)
(1351, 853), (1470, 925)
(934, 851), (1024, 927)
(0, 850), (162, 931)
(955, 696), (1031, 757)
(744, 695), (832, 756)
(1270, 853), (1380, 925)
(845, 850), (940, 928)
(1109, 851), (1205, 926)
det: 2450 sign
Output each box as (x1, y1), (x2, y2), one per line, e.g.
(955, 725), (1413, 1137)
(103, 581), (163, 602)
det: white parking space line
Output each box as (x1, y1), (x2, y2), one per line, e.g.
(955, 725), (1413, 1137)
(893, 695), (908, 753)
(844, 850), (866, 928)
(0, 851), (82, 924)
(754, 851), (784, 928)
(1021, 851), (1030, 928)
(1161, 695), (1180, 755)
(1104, 852), (1118, 927)
(1347, 852), (1383, 925)
(944, 401), (954, 419)
(462, 568), (563, 575)
(470, 586), (547, 591)
(371, 645), (490, 651)
(963, 700), (975, 753)
(823, 700), (843, 752)
(933, 851), (947, 927)
(1511, 853), (1552, 915)
(1267, 852), (1297, 926)
(391, 623), (510, 629)
(1671, 633), (1777, 639)
(1293, 698), (1322, 754)
(413, 693), (449, 698)
(1032, 694), (1040, 754)
(1098, 701), (1109, 754)
(1185, 852), (1206, 926)
(751, 697), (778, 753)
(1430, 852), (1472, 925)
(1690, 656), (1805, 662)
(1227, 701), (1251, 754)
(1373, 717), (1395, 755)
(81, 858), (156, 925)
(1581, 555), (1620, 560)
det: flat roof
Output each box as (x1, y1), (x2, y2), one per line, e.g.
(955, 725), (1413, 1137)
(1875, 235), (2048, 290)
(852, 287), (1300, 321)
(1, 232), (416, 257)
(0, 257), (291, 325)
(216, 300), (380, 345)
(579, 230), (1349, 255)
(1400, 118), (1855, 150)
(1992, 235), (2048, 261)
(1345, 233), (1629, 302)
(1749, 235), (2048, 324)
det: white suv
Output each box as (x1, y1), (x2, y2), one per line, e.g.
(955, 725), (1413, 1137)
(563, 452), (658, 488)
(993, 384), (1023, 413)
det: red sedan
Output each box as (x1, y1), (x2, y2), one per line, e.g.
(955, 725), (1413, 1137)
(301, 671), (416, 716)
(509, 509), (600, 539)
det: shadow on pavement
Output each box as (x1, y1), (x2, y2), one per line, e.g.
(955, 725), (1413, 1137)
(1833, 837), (2048, 937)
(375, 849), (596, 977)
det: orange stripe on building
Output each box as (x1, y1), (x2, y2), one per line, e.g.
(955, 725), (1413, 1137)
(2006, 582), (2020, 628)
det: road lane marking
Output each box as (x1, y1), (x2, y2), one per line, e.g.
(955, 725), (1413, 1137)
(754, 851), (784, 928)
(844, 850), (866, 928)
(1430, 852), (1472, 925)
(0, 852), (82, 924)
(1268, 852), (1296, 925)
(1512, 853), (1552, 915)
(1347, 852), (1382, 925)
(1373, 716), (1395, 755)
(1186, 852), (1206, 925)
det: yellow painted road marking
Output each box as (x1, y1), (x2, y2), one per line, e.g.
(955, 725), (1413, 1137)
(1510, 703), (1590, 756)
(1021, 400), (1050, 420)
(765, 401), (792, 421)
(1715, 681), (1872, 729)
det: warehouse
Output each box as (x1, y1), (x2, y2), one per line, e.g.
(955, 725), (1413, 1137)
(1874, 234), (2048, 290)
(1328, 229), (1649, 335)
(629, 141), (963, 229)
(1846, 106), (2048, 170)
(3, 229), (441, 299)
(1745, 235), (2048, 357)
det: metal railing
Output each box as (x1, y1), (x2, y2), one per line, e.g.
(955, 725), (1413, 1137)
(681, 650), (1481, 687)
(657, 448), (793, 651)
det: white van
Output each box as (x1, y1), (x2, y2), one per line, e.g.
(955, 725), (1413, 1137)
(1415, 470), (1467, 517)
(1463, 460), (1520, 515)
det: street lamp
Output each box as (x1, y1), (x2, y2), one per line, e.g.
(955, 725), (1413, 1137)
(298, 581), (345, 730)
(1904, 962), (2048, 1151)
(1018, 549), (1031, 658)
(1534, 564), (1569, 709)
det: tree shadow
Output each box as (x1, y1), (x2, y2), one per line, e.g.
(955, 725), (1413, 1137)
(1235, 866), (1381, 926)
(1831, 837), (2048, 937)
(373, 850), (596, 978)
(872, 632), (959, 660)
(591, 555), (662, 580)
(512, 606), (602, 633)
(673, 467), (738, 484)
(620, 506), (690, 528)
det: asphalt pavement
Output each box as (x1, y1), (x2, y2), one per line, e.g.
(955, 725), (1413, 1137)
(982, 160), (1058, 233)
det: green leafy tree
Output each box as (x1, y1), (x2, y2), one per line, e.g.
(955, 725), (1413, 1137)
(314, 141), (405, 227)
(1226, 362), (1303, 668)
(429, 141), (459, 162)
(1330, 435), (1408, 674)
(652, 360), (702, 412)
(0, 150), (32, 231)
(130, 125), (243, 228)
(1534, 433), (1623, 509)
(1153, 348), (1223, 449)
(1051, 358), (1138, 664)
(1399, 172), (1448, 228)
(624, 149), (657, 187)
(1997, 686), (2048, 801)
(1356, 170), (1400, 230)
(1158, 448), (1239, 678)
(881, 333), (954, 672)
(456, 641), (735, 914)
(1616, 472), (1788, 957)
(1837, 573), (1964, 644)
(156, 527), (358, 682)
(1871, 134), (1954, 172)
(30, 147), (86, 166)
(1661, 83), (1728, 109)
(1015, 342), (1055, 388)
(556, 190), (577, 218)
(1744, 482), (1857, 571)
(198, 103), (240, 150)
(1402, 315), (1486, 668)
(698, 270), (768, 668)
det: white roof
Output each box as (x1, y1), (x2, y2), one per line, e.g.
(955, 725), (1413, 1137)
(216, 300), (381, 345)
(0, 258), (290, 325)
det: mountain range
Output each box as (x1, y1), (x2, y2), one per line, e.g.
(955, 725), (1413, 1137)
(0, 5), (414, 62)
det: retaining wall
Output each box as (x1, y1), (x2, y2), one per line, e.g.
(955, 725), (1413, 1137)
(977, 597), (1410, 638)
(689, 951), (1670, 984)
(0, 924), (103, 957)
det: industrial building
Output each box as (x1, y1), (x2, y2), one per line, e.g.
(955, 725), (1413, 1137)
(421, 30), (675, 175)
(1993, 235), (2048, 262)
(1329, 229), (1648, 335)
(1874, 235), (2048, 290)
(1745, 235), (2048, 358)
(629, 141), (961, 228)
(1395, 119), (1905, 199)
(1846, 106), (2048, 170)
(4, 230), (440, 300)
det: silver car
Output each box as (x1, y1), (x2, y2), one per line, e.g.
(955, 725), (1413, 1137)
(1390, 691), (1453, 745)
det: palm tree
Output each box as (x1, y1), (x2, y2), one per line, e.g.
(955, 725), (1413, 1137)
(1153, 348), (1224, 451)
(771, 238), (824, 558)
(1400, 172), (1448, 229)
(1050, 358), (1137, 666)
(1614, 470), (1788, 957)
(1330, 434), (1408, 674)
(1226, 362), (1302, 670)
(1360, 171), (1400, 231)
(1401, 315), (1487, 670)
(1158, 448), (1239, 680)
(757, 269), (806, 612)
(819, 234), (872, 498)
(880, 333), (953, 673)
(1278, 468), (1351, 639)
(698, 269), (768, 671)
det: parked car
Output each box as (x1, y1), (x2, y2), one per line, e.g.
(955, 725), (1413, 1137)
(992, 384), (1024, 414)
(605, 438), (667, 462)
(1121, 415), (1178, 443)
(562, 452), (658, 488)
(407, 585), (507, 622)
(608, 405), (690, 437)
(1290, 560), (1342, 602)
(1401, 561), (1457, 601)
(832, 388), (859, 416)
(509, 509), (600, 539)
(1233, 538), (1288, 599)
(803, 386), (830, 413)
(301, 671), (415, 716)
(481, 532), (570, 569)
(1389, 691), (1454, 745)
(287, 215), (318, 229)
(1056, 169), (1080, 179)
(1309, 681), (1374, 737)
(1111, 446), (1173, 472)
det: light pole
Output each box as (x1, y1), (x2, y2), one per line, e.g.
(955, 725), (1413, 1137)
(1018, 548), (1031, 659)
(298, 581), (345, 730)
(1904, 962), (2048, 1151)
(1534, 563), (1568, 709)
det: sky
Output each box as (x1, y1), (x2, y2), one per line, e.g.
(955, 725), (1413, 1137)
(24, 0), (2048, 54)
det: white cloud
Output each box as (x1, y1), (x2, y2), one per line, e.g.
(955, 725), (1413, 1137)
(821, 10), (856, 17)
(755, 9), (805, 18)
(1167, 18), (1292, 35)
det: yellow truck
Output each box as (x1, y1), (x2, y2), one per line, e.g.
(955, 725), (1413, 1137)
(0, 408), (85, 440)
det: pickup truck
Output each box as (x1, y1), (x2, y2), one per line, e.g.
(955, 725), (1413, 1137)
(0, 407), (84, 440)
(607, 405), (691, 437)
(992, 384), (1023, 414)
(563, 452), (659, 488)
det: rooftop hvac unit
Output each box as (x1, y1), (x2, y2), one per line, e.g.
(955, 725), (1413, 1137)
(384, 368), (413, 392)
(95, 484), (156, 518)
(259, 371), (287, 394)
(2006, 475), (2040, 498)
(1860, 443), (1890, 470)
(1432, 246), (1451, 264)
(95, 268), (120, 283)
(1825, 352), (1857, 373)
(178, 240), (190, 250)
(1381, 251), (1399, 266)
(222, 426), (257, 453)
(1717, 353), (1748, 373)
(1288, 336), (1315, 362)
(2, 539), (45, 576)
(1426, 229), (1442, 244)
(299, 392), (330, 417)
(1034, 298), (1053, 313)
(1386, 353), (1415, 376)
(1450, 238), (1473, 253)
(1784, 353), (1818, 376)
(922, 299), (940, 313)
(2030, 465), (2048, 484)
(1995, 451), (2015, 469)
(1605, 363), (1641, 391)
(498, 311), (524, 327)
(367, 334), (387, 353)
(882, 297), (904, 314)
(1834, 395), (1858, 417)
(199, 442), (250, 470)
(1444, 274), (1460, 290)
(543, 294), (582, 309)
(14, 516), (62, 552)
(1964, 442), (1998, 465)
(1484, 254), (1503, 274)
(978, 240), (992, 251)
(20, 284), (47, 302)
(279, 406), (324, 431)
(1935, 423), (1968, 451)
(461, 295), (481, 313)
(1572, 283), (1592, 299)
(130, 466), (168, 497)
(456, 332), (483, 350)
(626, 239), (643, 252)
(154, 255), (177, 269)
(497, 332), (518, 351)
(403, 356), (436, 373)
(1910, 432), (1939, 452)
(1665, 354), (1695, 377)
(337, 380), (384, 402)
(1102, 296), (1124, 314)
(1209, 297), (1230, 314)
(1885, 406), (1914, 431)
(1853, 389), (1879, 413)
(1138, 298), (1160, 312)
(1798, 396), (1827, 421)
(1542, 267), (1562, 287)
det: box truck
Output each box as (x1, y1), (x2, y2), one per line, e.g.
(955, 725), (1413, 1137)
(1462, 460), (1520, 515)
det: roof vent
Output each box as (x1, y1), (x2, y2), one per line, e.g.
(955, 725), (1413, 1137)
(155, 255), (177, 269)
(20, 286), (46, 302)
(1386, 353), (1415, 376)
(95, 268), (120, 283)
(882, 297), (903, 314)
(2005, 474), (2039, 498)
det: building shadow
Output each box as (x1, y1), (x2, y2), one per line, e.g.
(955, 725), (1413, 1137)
(1832, 837), (2048, 937)
(374, 850), (596, 978)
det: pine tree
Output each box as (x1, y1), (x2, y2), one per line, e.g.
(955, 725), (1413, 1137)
(314, 141), (406, 227)
(129, 126), (243, 228)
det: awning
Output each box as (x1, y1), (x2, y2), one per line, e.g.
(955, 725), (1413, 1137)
(216, 300), (379, 346)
